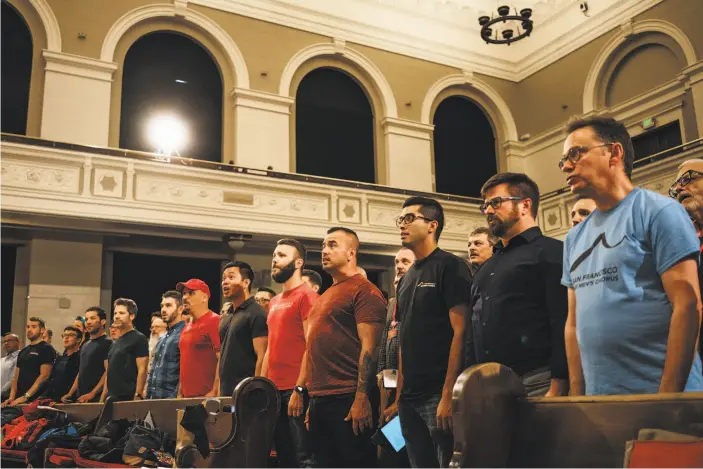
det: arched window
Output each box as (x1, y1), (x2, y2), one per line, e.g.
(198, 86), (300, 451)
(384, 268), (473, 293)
(296, 68), (375, 183)
(119, 32), (223, 162)
(1, 1), (33, 135)
(433, 96), (496, 198)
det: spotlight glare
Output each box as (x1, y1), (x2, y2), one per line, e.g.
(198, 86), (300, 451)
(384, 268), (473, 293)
(147, 115), (188, 156)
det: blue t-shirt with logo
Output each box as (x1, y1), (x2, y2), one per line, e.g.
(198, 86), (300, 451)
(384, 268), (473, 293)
(562, 188), (703, 395)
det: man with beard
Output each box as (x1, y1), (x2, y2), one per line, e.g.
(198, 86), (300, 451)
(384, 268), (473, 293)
(2, 317), (55, 407)
(467, 227), (497, 276)
(219, 262), (268, 396)
(570, 197), (597, 227)
(147, 291), (186, 399)
(467, 173), (568, 398)
(262, 239), (318, 468)
(670, 159), (703, 364)
(101, 298), (149, 402)
(63, 307), (112, 403)
(306, 227), (386, 468)
(302, 269), (322, 293)
(177, 279), (221, 398)
(383, 198), (469, 468)
(560, 117), (702, 395)
(255, 287), (276, 314)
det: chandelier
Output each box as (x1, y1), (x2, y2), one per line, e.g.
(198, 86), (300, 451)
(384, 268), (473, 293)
(478, 5), (533, 45)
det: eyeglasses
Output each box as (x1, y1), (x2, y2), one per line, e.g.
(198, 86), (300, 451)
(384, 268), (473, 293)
(480, 196), (525, 214)
(669, 170), (703, 198)
(61, 334), (79, 339)
(558, 143), (614, 170)
(395, 213), (434, 227)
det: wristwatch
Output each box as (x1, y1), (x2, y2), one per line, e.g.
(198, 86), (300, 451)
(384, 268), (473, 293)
(23, 393), (31, 400)
(294, 386), (306, 394)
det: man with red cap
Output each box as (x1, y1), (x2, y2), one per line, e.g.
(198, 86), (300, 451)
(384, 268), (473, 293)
(177, 279), (221, 398)
(670, 158), (703, 365)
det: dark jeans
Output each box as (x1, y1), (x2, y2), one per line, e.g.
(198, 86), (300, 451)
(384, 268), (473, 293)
(275, 390), (313, 468)
(309, 392), (378, 468)
(398, 393), (453, 468)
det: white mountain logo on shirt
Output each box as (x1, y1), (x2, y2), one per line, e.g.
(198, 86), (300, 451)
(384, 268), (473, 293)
(417, 282), (436, 288)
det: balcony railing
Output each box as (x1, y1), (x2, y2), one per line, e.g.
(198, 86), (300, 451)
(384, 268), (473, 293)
(0, 133), (483, 254)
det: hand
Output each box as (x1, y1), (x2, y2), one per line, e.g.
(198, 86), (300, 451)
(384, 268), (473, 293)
(383, 400), (399, 422)
(304, 407), (310, 431)
(11, 396), (27, 406)
(61, 394), (73, 404)
(77, 392), (95, 403)
(344, 392), (373, 436)
(435, 395), (452, 431)
(1, 399), (11, 408)
(288, 391), (304, 417)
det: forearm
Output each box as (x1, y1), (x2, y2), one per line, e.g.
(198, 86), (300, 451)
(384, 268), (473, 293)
(136, 369), (147, 396)
(260, 350), (269, 378)
(356, 346), (378, 395)
(295, 351), (309, 387)
(660, 304), (700, 392)
(25, 374), (51, 398)
(255, 355), (265, 377)
(565, 324), (584, 395)
(442, 330), (465, 397)
(210, 355), (221, 395)
(90, 371), (104, 393)
(67, 376), (79, 397)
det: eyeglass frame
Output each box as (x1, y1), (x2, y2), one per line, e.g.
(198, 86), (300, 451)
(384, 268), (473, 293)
(480, 196), (526, 214)
(669, 170), (703, 198)
(395, 213), (435, 227)
(61, 333), (79, 339)
(558, 143), (614, 171)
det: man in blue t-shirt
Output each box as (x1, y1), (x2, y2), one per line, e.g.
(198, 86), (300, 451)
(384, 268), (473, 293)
(559, 116), (703, 396)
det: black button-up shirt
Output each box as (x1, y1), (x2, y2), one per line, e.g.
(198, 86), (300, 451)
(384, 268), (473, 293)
(466, 226), (568, 379)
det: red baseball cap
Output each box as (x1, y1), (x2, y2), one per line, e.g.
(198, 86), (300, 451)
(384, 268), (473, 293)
(176, 279), (211, 298)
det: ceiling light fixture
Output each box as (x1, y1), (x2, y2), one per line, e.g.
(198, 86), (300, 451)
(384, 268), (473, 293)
(478, 5), (533, 45)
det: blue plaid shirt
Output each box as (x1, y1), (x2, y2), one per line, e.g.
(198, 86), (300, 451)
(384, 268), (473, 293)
(146, 320), (185, 399)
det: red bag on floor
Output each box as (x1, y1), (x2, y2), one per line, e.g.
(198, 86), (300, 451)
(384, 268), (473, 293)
(626, 440), (703, 468)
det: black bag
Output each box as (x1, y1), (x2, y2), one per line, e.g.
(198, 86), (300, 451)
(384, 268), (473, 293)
(122, 423), (176, 467)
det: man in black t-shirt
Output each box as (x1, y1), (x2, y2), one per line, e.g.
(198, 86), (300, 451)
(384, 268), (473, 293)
(44, 326), (81, 401)
(385, 197), (471, 468)
(62, 307), (112, 403)
(2, 317), (56, 407)
(101, 298), (149, 402)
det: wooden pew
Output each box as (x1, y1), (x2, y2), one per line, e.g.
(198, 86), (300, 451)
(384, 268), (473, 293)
(451, 363), (703, 468)
(2, 377), (278, 468)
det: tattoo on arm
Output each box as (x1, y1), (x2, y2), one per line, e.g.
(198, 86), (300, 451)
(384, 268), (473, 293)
(357, 351), (374, 394)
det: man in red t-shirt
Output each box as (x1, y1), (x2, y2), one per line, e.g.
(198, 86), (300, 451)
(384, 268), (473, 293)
(306, 227), (386, 468)
(263, 238), (318, 468)
(176, 279), (221, 398)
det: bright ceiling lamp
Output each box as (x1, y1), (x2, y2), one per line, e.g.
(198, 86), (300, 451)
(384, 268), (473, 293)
(147, 114), (188, 157)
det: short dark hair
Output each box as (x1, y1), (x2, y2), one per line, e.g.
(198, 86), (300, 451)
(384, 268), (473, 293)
(326, 227), (360, 249)
(402, 196), (445, 241)
(302, 269), (322, 288)
(63, 326), (82, 337)
(481, 172), (540, 218)
(46, 329), (53, 337)
(28, 317), (46, 329)
(85, 307), (106, 321)
(257, 287), (276, 298)
(113, 298), (138, 317)
(469, 226), (499, 246)
(151, 311), (162, 319)
(223, 261), (255, 292)
(162, 290), (182, 306)
(277, 238), (307, 267)
(566, 116), (634, 178)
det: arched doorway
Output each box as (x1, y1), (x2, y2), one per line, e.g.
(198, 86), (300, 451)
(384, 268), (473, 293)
(119, 32), (223, 162)
(295, 67), (375, 183)
(433, 96), (496, 198)
(1, 1), (33, 136)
